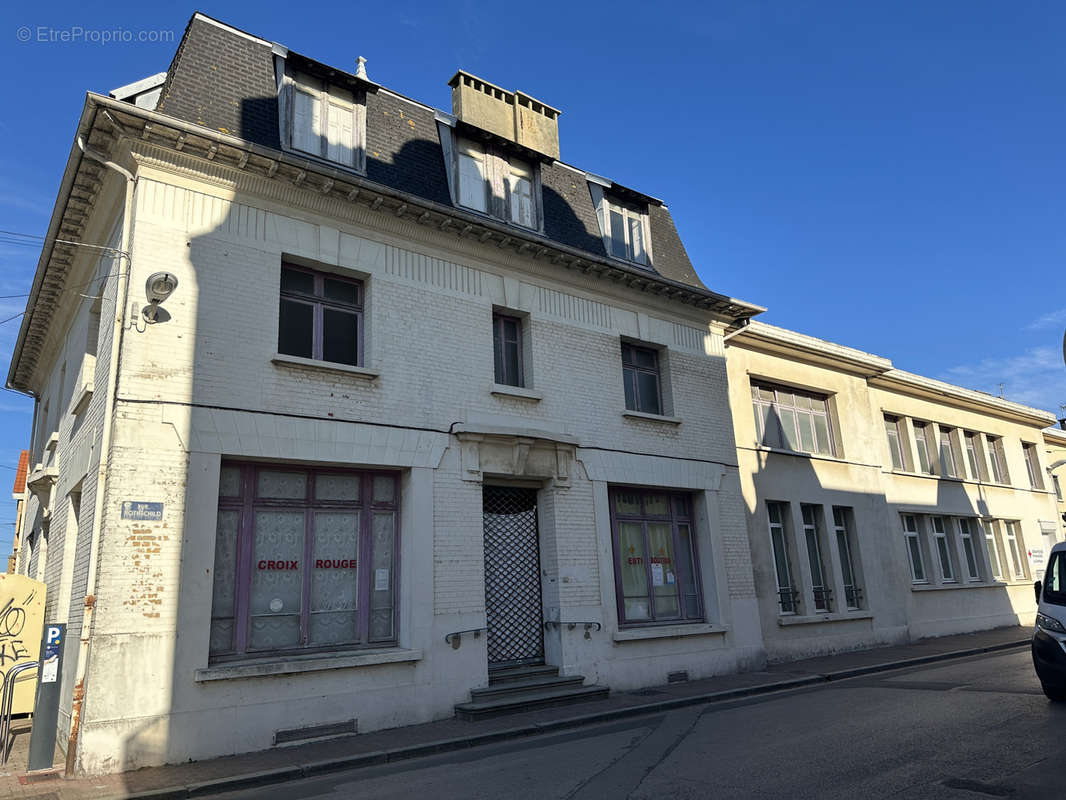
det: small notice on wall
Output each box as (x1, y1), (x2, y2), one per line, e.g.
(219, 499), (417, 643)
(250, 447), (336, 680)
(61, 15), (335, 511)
(1029, 547), (1046, 572)
(651, 563), (664, 587)
(375, 569), (389, 591)
(121, 501), (163, 521)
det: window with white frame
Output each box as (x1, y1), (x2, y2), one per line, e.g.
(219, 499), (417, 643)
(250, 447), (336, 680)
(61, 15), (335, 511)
(287, 71), (366, 171)
(1054, 474), (1063, 502)
(984, 520), (1004, 580)
(801, 505), (831, 611)
(767, 502), (798, 614)
(938, 427), (958, 478)
(456, 138), (537, 229)
(1022, 443), (1044, 490)
(903, 514), (926, 583)
(1004, 520), (1027, 579)
(884, 415), (905, 470)
(833, 507), (862, 608)
(957, 518), (981, 581)
(987, 436), (1009, 483)
(751, 382), (835, 456)
(913, 422), (934, 474)
(964, 432), (985, 481)
(604, 199), (648, 265)
(931, 516), (955, 582)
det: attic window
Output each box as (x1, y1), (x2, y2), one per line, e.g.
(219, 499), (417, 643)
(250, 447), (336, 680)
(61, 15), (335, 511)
(587, 181), (653, 268)
(283, 70), (366, 172)
(455, 138), (538, 230)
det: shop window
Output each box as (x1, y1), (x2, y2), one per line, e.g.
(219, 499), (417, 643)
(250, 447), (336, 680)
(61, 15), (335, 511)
(609, 488), (702, 626)
(210, 463), (398, 660)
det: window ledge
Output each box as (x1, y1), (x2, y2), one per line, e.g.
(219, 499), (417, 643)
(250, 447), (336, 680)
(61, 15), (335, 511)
(777, 611), (873, 626)
(753, 446), (843, 463)
(272, 353), (380, 379)
(911, 582), (1007, 592)
(490, 383), (543, 402)
(194, 647), (422, 682)
(613, 622), (728, 642)
(622, 410), (682, 426)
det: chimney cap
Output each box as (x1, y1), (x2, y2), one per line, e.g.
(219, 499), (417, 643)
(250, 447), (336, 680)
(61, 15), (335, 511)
(448, 70), (561, 117)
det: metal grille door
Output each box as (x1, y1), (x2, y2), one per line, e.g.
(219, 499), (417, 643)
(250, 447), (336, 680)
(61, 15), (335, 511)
(483, 487), (544, 666)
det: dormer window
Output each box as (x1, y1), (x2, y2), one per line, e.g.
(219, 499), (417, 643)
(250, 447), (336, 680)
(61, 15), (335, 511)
(454, 137), (538, 230)
(605, 200), (647, 264)
(283, 71), (366, 172)
(587, 179), (653, 267)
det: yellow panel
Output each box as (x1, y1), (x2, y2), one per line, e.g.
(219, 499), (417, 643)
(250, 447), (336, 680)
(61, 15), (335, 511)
(0, 574), (46, 715)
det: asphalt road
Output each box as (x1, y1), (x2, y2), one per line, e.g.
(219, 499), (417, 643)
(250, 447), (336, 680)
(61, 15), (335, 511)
(213, 647), (1065, 799)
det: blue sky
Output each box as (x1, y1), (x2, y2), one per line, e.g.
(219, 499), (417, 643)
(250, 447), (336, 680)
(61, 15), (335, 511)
(1, 1), (1065, 549)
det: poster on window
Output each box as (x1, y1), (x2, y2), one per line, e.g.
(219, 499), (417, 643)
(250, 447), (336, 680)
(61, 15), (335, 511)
(651, 563), (664, 587)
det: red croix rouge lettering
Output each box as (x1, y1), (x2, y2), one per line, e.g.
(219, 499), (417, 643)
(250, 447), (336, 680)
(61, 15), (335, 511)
(256, 560), (299, 570)
(315, 559), (356, 569)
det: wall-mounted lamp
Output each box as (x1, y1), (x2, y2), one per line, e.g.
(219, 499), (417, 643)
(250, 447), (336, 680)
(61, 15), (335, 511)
(143, 272), (178, 322)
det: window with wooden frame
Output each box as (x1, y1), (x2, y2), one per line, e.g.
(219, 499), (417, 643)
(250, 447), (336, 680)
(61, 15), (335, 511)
(456, 138), (537, 229)
(621, 343), (663, 415)
(801, 504), (832, 612)
(884, 414), (905, 469)
(604, 199), (647, 265)
(987, 435), (1009, 483)
(903, 514), (926, 583)
(957, 518), (981, 582)
(833, 507), (863, 609)
(931, 516), (956, 582)
(767, 501), (798, 614)
(209, 462), (399, 661)
(609, 488), (702, 626)
(492, 313), (524, 387)
(286, 71), (366, 171)
(278, 264), (363, 367)
(1022, 443), (1044, 490)
(964, 432), (985, 481)
(913, 422), (934, 474)
(751, 381), (834, 456)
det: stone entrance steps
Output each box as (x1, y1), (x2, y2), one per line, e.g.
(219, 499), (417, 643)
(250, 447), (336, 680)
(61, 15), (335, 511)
(454, 664), (609, 721)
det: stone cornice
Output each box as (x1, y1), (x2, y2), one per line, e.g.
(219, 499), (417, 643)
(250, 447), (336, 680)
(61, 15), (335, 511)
(8, 93), (763, 390)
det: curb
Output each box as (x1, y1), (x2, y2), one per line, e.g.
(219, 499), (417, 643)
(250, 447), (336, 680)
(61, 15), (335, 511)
(107, 637), (1029, 800)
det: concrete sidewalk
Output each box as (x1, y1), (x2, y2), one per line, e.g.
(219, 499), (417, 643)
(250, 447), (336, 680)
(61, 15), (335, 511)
(0, 625), (1033, 799)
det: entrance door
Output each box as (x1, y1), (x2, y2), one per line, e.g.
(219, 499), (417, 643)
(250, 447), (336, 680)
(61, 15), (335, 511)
(483, 486), (544, 667)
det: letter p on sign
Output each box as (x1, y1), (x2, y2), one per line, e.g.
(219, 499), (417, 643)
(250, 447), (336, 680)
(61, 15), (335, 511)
(46, 627), (60, 646)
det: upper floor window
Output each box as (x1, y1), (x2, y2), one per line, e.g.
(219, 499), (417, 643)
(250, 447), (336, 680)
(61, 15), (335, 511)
(987, 436), (1009, 483)
(884, 415), (905, 469)
(964, 432), (985, 480)
(1022, 443), (1044, 490)
(456, 138), (536, 229)
(492, 313), (524, 387)
(938, 427), (958, 478)
(278, 264), (363, 367)
(913, 422), (933, 474)
(605, 200), (647, 265)
(751, 382), (834, 456)
(1054, 474), (1063, 502)
(286, 71), (366, 171)
(621, 343), (662, 415)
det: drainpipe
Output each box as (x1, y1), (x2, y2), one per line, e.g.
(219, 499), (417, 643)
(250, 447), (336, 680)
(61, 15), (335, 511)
(65, 129), (135, 776)
(721, 318), (751, 345)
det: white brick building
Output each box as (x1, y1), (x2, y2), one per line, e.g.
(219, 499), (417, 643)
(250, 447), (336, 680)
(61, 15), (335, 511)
(7, 14), (767, 773)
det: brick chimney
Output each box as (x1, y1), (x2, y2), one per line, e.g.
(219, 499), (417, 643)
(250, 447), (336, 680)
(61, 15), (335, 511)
(448, 71), (561, 159)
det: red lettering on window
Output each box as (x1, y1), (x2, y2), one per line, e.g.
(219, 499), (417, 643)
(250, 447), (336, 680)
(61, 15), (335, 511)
(257, 560), (266, 570)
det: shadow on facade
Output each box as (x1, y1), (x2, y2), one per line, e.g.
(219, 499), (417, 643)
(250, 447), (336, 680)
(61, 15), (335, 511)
(113, 91), (621, 782)
(743, 406), (1023, 665)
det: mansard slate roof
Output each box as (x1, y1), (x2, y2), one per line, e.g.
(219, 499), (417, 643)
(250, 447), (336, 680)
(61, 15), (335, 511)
(156, 13), (710, 290)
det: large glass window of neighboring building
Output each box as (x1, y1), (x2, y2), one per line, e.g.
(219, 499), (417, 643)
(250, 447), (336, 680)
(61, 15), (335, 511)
(751, 382), (834, 457)
(609, 488), (702, 626)
(210, 462), (399, 660)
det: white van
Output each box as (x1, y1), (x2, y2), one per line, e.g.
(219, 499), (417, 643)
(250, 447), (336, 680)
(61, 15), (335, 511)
(1032, 540), (1066, 701)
